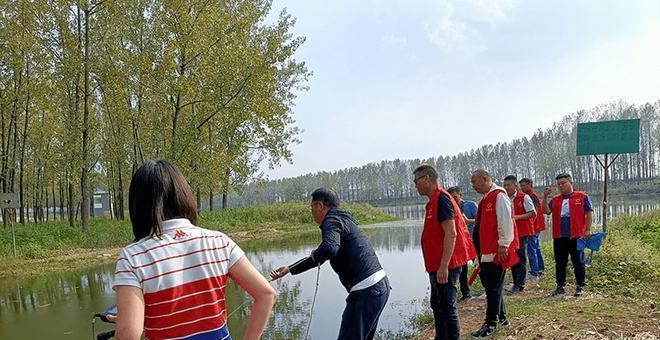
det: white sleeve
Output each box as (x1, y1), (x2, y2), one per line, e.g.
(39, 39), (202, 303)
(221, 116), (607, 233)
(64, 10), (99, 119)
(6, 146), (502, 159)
(496, 192), (515, 247)
(224, 235), (246, 268)
(113, 248), (141, 290)
(523, 194), (536, 213)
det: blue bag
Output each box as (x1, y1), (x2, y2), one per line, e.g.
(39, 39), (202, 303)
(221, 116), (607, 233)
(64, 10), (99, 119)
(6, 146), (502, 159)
(577, 232), (607, 265)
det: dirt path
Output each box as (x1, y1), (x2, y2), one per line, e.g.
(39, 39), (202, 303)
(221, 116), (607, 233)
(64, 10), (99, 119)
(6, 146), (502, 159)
(413, 283), (659, 339)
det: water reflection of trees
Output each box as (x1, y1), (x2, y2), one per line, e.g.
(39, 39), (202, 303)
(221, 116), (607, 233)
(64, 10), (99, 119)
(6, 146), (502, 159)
(378, 205), (425, 220)
(368, 226), (421, 252)
(240, 231), (321, 253)
(0, 267), (114, 316)
(240, 223), (424, 256)
(226, 280), (310, 340)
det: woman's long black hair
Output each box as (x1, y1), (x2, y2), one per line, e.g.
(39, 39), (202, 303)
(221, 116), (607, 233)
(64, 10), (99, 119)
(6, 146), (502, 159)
(128, 160), (198, 241)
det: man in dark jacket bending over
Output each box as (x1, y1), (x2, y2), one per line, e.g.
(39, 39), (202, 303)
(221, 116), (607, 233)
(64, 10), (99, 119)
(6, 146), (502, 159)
(270, 188), (390, 340)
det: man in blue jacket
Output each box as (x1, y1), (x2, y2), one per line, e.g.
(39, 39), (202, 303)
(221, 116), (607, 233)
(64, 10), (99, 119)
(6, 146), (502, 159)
(270, 188), (390, 340)
(448, 186), (478, 301)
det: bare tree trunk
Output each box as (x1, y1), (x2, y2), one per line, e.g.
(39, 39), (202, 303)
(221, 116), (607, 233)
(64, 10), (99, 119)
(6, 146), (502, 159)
(108, 164), (115, 220)
(59, 177), (64, 221)
(80, 7), (91, 232)
(45, 187), (49, 222)
(32, 177), (37, 223)
(18, 65), (30, 224)
(68, 177), (74, 227)
(117, 161), (125, 220)
(52, 180), (56, 222)
(222, 167), (230, 210)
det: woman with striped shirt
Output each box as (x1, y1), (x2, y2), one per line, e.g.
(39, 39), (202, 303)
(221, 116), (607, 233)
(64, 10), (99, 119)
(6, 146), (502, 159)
(113, 160), (276, 340)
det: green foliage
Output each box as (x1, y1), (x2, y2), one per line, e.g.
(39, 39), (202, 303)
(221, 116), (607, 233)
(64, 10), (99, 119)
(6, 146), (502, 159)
(0, 0), (310, 230)
(200, 201), (398, 233)
(201, 201), (313, 231)
(625, 210), (660, 250)
(0, 219), (133, 259)
(20, 243), (46, 259)
(0, 203), (397, 260)
(607, 180), (660, 196)
(586, 211), (660, 299)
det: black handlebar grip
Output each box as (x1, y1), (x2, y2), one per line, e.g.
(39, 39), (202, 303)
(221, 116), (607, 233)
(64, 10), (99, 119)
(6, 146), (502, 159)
(96, 330), (115, 340)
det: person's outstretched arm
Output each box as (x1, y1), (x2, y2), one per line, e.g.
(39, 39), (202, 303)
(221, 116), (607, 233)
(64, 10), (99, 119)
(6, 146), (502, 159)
(229, 256), (277, 340)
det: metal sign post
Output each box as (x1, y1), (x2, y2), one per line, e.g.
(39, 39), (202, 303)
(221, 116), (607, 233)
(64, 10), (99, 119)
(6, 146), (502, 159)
(577, 119), (640, 232)
(0, 193), (20, 256)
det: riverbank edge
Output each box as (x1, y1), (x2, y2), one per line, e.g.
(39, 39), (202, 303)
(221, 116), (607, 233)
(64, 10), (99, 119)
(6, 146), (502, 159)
(0, 219), (397, 281)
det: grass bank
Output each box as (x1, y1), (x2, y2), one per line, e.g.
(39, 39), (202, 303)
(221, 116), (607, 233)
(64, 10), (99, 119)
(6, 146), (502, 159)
(404, 210), (660, 340)
(0, 202), (398, 279)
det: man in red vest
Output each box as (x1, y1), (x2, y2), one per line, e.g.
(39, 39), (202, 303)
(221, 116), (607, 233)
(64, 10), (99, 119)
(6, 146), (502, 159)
(503, 175), (537, 294)
(519, 178), (546, 279)
(470, 169), (519, 337)
(414, 164), (476, 340)
(541, 173), (594, 297)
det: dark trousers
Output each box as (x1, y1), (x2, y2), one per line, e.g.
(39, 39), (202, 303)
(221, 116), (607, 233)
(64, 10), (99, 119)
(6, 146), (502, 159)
(510, 236), (529, 289)
(428, 268), (461, 340)
(338, 277), (390, 340)
(459, 264), (470, 297)
(479, 262), (506, 325)
(553, 237), (586, 287)
(527, 232), (544, 275)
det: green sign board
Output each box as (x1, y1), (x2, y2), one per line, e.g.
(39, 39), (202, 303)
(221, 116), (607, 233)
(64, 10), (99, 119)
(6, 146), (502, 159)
(576, 119), (640, 156)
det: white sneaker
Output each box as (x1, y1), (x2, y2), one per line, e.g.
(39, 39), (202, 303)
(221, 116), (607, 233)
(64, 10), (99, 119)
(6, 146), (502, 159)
(525, 274), (540, 282)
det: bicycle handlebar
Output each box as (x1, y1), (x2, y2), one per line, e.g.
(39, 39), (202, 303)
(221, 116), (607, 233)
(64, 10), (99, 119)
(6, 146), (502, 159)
(96, 330), (115, 340)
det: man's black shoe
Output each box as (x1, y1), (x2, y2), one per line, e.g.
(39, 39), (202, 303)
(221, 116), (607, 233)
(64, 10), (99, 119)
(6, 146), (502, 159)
(505, 285), (524, 294)
(498, 318), (510, 327)
(551, 286), (566, 297)
(574, 285), (584, 297)
(471, 323), (496, 337)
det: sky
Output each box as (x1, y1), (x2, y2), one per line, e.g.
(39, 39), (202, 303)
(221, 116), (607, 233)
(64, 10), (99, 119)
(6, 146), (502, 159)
(263, 0), (660, 179)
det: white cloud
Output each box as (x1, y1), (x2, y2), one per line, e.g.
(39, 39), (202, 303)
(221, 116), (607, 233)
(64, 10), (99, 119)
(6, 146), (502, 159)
(425, 0), (518, 52)
(380, 34), (408, 48)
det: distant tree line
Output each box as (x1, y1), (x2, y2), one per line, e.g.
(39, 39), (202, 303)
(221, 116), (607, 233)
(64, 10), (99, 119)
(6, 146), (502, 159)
(0, 0), (310, 229)
(230, 101), (659, 206)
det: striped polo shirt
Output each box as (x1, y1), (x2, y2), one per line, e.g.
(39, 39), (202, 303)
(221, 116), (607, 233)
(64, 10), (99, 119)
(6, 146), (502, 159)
(113, 218), (244, 340)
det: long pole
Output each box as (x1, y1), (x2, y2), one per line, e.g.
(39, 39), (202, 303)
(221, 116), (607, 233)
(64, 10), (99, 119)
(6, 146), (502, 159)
(602, 153), (609, 233)
(11, 219), (16, 256)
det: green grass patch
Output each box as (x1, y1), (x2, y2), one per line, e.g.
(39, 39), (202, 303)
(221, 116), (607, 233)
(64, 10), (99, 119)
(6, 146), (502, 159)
(0, 201), (398, 260)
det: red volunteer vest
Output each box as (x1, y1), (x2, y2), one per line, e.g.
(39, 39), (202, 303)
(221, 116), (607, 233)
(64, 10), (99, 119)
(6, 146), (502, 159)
(512, 191), (535, 237)
(524, 189), (546, 232)
(551, 191), (587, 239)
(476, 188), (519, 269)
(422, 188), (477, 272)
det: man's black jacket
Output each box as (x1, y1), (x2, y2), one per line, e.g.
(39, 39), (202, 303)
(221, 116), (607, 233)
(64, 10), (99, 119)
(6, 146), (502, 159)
(289, 208), (383, 292)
